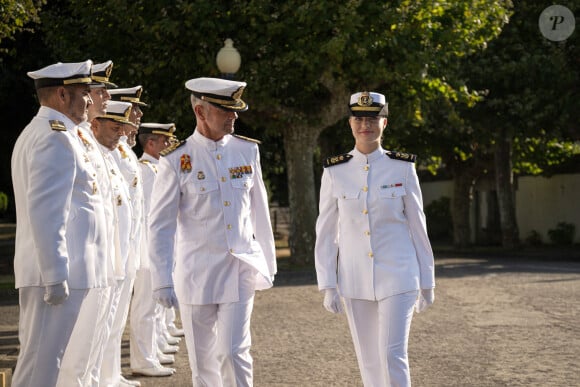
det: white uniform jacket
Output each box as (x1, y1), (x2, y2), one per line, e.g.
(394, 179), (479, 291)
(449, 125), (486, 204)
(149, 130), (276, 305)
(114, 141), (143, 275)
(137, 152), (158, 269)
(11, 106), (112, 289)
(102, 144), (133, 279)
(315, 147), (435, 301)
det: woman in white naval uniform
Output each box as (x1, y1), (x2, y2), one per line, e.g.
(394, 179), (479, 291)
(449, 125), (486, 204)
(315, 91), (435, 387)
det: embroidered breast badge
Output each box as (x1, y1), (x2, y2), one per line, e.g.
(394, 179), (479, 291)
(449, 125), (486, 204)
(180, 154), (192, 173)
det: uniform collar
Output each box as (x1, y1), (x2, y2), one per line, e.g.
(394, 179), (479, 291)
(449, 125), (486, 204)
(98, 142), (114, 154)
(192, 129), (231, 150)
(351, 146), (384, 163)
(141, 152), (159, 164)
(37, 106), (77, 132)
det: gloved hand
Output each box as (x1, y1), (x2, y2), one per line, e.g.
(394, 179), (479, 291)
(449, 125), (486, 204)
(323, 288), (343, 314)
(44, 280), (69, 305)
(154, 286), (178, 309)
(415, 288), (435, 313)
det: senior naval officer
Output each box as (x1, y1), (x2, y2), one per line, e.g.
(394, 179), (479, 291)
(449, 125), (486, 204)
(148, 77), (277, 386)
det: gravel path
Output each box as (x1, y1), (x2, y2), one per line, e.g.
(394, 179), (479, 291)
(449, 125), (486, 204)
(2, 255), (579, 386)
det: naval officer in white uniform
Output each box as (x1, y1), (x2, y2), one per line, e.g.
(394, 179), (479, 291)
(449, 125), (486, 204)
(315, 91), (435, 387)
(130, 122), (177, 377)
(148, 77), (276, 387)
(11, 60), (116, 387)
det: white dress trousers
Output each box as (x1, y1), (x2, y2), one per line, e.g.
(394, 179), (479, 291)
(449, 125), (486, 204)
(130, 152), (162, 369)
(99, 146), (135, 387)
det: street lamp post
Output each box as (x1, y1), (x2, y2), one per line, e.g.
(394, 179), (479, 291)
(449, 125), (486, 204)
(216, 38), (241, 79)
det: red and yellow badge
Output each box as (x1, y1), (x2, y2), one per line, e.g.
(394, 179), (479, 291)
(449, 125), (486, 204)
(118, 144), (128, 159)
(180, 154), (192, 173)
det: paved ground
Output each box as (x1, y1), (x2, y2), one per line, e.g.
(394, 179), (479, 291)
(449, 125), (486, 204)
(1, 250), (580, 386)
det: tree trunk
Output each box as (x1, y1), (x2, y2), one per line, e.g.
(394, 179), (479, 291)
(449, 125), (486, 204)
(451, 170), (473, 248)
(282, 126), (320, 266)
(494, 129), (520, 248)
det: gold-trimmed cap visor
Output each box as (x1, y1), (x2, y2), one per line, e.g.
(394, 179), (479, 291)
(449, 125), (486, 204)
(28, 60), (94, 89)
(185, 77), (248, 112)
(349, 91), (388, 117)
(91, 60), (117, 88)
(109, 85), (148, 106)
(98, 101), (133, 124)
(138, 122), (176, 137)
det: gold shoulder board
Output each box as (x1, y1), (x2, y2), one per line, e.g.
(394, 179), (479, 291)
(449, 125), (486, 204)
(323, 153), (353, 168)
(385, 151), (416, 163)
(50, 120), (66, 131)
(232, 134), (262, 144)
(159, 140), (186, 156)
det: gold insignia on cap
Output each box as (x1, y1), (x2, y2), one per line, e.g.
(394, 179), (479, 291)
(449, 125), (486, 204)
(105, 64), (113, 78)
(50, 120), (66, 131)
(232, 86), (245, 101)
(358, 92), (373, 107)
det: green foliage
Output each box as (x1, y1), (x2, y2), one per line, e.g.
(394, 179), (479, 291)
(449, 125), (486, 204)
(547, 222), (576, 245)
(425, 196), (453, 240)
(0, 192), (8, 213)
(0, 0), (46, 49)
(514, 135), (580, 175)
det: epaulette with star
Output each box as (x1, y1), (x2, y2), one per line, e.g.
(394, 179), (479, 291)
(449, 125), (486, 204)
(385, 150), (416, 163)
(323, 153), (353, 168)
(233, 134), (261, 144)
(50, 120), (66, 131)
(159, 140), (186, 156)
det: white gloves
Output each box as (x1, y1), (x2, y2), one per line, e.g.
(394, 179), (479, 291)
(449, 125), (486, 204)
(44, 281), (69, 305)
(154, 286), (178, 309)
(323, 288), (343, 314)
(415, 288), (435, 313)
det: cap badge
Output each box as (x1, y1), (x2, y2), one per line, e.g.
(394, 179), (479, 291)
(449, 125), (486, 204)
(197, 170), (206, 180)
(180, 154), (192, 173)
(358, 91), (373, 107)
(232, 86), (245, 101)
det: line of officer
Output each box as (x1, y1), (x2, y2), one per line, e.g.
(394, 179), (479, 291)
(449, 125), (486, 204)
(11, 61), (116, 386)
(315, 91), (436, 387)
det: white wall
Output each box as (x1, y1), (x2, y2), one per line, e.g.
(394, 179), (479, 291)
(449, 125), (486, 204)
(419, 173), (580, 244)
(516, 174), (580, 244)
